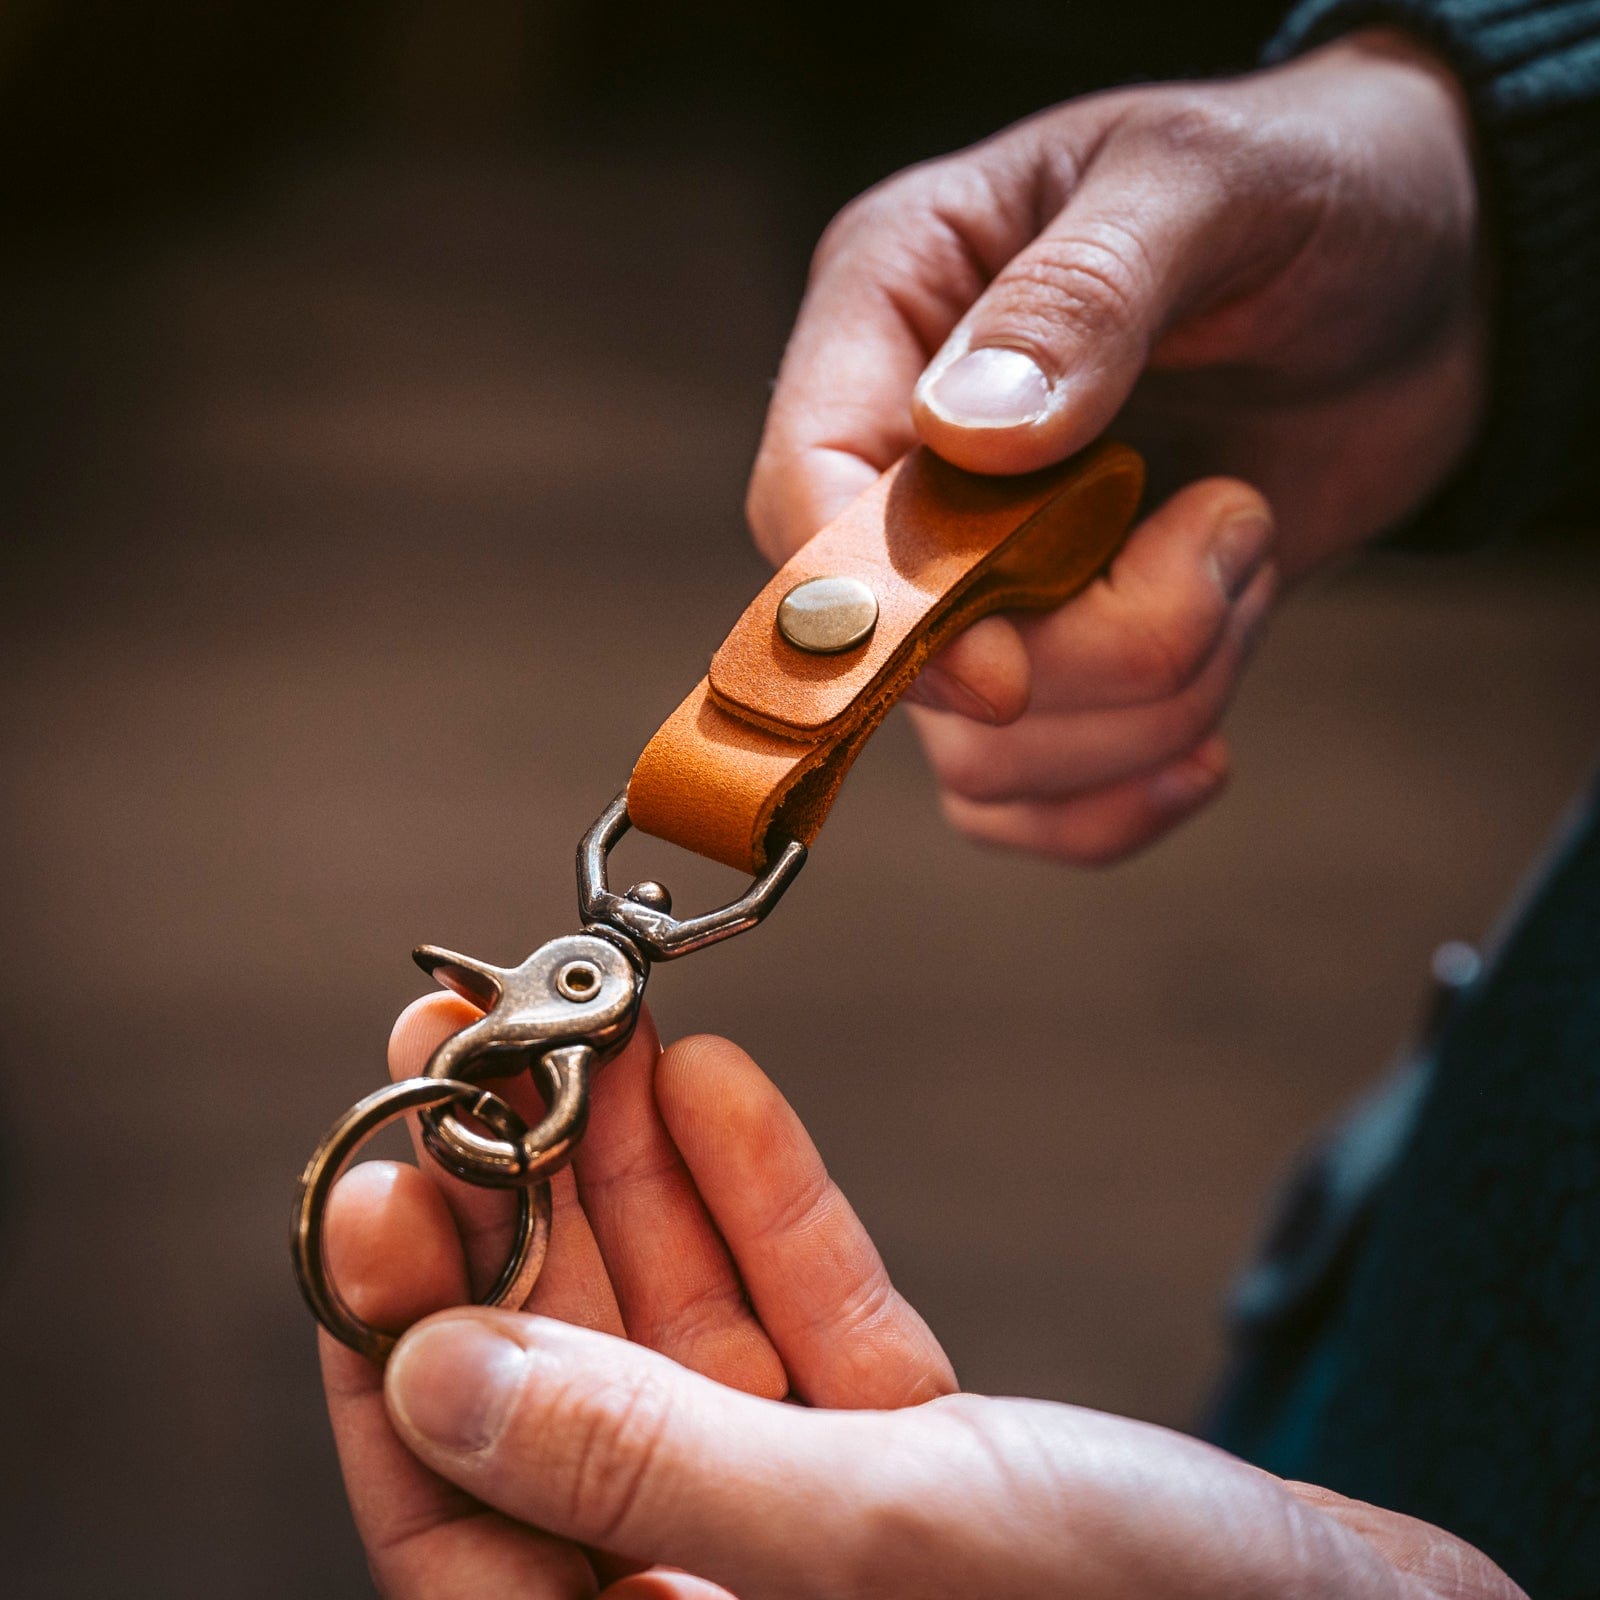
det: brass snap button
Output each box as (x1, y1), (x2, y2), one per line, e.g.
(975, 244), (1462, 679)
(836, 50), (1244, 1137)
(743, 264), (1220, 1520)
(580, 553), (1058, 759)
(776, 576), (878, 654)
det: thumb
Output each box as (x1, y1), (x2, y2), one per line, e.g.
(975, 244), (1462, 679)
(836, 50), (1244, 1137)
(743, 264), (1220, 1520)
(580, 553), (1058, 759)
(912, 122), (1242, 476)
(385, 1309), (905, 1591)
(384, 1312), (1499, 1598)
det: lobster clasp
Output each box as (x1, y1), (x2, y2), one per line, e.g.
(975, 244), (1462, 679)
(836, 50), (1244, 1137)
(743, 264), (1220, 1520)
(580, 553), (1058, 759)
(413, 930), (644, 1186)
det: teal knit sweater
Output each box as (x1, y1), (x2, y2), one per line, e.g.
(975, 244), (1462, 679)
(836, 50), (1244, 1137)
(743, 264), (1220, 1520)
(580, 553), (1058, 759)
(1209, 6), (1600, 1593)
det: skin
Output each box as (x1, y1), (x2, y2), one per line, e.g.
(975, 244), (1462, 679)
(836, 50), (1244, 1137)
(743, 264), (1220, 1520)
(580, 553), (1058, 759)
(746, 29), (1485, 863)
(320, 998), (1522, 1597)
(321, 31), (1509, 1596)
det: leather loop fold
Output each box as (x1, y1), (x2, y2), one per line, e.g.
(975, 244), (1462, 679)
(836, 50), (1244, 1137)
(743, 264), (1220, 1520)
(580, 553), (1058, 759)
(627, 440), (1144, 872)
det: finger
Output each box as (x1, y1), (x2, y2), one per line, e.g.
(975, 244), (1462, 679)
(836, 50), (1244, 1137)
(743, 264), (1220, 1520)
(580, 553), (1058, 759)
(319, 1166), (593, 1597)
(746, 130), (1125, 724)
(745, 160), (1014, 564)
(901, 613), (1032, 725)
(1019, 481), (1274, 713)
(904, 467), (1271, 731)
(384, 1311), (901, 1590)
(911, 561), (1271, 804)
(940, 734), (1231, 866)
(913, 111), (1289, 476)
(1286, 1484), (1525, 1599)
(574, 1017), (789, 1399)
(601, 1574), (737, 1599)
(385, 1318), (1405, 1597)
(742, 106), (1131, 564)
(389, 991), (626, 1335)
(655, 1034), (955, 1408)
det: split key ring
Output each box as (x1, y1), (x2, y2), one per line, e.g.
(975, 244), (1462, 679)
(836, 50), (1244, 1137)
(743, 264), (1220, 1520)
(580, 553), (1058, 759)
(292, 1077), (552, 1363)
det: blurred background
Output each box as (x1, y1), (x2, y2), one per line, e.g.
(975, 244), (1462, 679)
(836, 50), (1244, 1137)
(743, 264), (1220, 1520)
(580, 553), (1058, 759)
(2, 3), (1597, 1595)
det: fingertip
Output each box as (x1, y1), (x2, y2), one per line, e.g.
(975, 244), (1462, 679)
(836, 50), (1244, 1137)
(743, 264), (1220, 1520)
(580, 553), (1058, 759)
(654, 1033), (824, 1231)
(1141, 474), (1269, 530)
(1110, 476), (1274, 601)
(602, 1572), (740, 1599)
(747, 442), (886, 566)
(325, 1160), (470, 1334)
(912, 336), (1124, 477)
(388, 990), (481, 1081)
(907, 615), (1030, 724)
(654, 1034), (779, 1154)
(913, 406), (1083, 478)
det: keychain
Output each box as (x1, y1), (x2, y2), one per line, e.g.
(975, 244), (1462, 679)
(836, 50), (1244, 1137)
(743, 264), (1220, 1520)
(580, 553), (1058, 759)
(293, 439), (1143, 1361)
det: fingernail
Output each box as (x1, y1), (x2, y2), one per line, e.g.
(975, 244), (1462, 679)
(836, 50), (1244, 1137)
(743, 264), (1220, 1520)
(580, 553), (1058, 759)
(1210, 509), (1273, 601)
(387, 1317), (528, 1453)
(923, 347), (1051, 428)
(907, 662), (1001, 722)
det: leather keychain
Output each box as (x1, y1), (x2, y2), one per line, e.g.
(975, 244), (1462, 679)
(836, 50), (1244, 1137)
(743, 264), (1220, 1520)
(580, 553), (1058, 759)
(293, 438), (1144, 1360)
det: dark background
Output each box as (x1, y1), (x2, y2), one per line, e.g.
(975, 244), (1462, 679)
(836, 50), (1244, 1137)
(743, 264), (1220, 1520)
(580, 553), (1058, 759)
(2, 5), (1597, 1596)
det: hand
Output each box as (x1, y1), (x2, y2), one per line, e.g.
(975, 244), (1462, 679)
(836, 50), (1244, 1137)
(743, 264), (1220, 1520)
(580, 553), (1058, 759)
(343, 1024), (1520, 1600)
(318, 994), (954, 1596)
(747, 30), (1486, 863)
(322, 1006), (1520, 1600)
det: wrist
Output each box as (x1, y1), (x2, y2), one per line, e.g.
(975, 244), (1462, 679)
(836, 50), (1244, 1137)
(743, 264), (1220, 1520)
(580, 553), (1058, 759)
(1269, 26), (1490, 569)
(1266, 1), (1600, 548)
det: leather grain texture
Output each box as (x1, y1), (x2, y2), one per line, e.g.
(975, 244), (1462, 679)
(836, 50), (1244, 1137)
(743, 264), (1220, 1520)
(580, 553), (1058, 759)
(628, 440), (1144, 872)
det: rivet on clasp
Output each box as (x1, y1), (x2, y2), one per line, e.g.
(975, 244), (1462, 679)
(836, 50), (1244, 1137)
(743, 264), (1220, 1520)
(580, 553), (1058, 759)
(555, 959), (601, 1001)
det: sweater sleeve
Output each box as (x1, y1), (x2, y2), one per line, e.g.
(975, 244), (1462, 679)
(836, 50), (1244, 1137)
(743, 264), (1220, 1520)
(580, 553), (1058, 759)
(1267, 0), (1600, 548)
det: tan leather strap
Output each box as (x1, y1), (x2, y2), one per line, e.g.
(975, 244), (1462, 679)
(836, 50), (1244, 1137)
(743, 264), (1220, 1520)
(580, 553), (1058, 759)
(627, 439), (1144, 873)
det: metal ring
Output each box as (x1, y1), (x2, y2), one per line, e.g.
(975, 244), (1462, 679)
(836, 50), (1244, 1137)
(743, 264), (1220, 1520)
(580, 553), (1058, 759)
(292, 1077), (552, 1363)
(421, 1042), (595, 1188)
(577, 791), (806, 962)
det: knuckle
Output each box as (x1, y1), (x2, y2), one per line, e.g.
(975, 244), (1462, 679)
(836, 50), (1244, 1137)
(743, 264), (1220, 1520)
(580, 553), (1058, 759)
(823, 1262), (900, 1345)
(1119, 631), (1195, 701)
(838, 164), (997, 333)
(993, 224), (1147, 344)
(809, 198), (866, 280)
(1128, 88), (1255, 166)
(810, 168), (925, 280)
(834, 1399), (1018, 1589)
(555, 1362), (675, 1547)
(758, 1161), (834, 1245)
(844, 1495), (938, 1590)
(654, 1277), (756, 1357)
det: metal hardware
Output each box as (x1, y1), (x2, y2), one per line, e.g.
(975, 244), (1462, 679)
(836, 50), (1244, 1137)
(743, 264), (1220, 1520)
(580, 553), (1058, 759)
(625, 880), (672, 913)
(292, 1077), (552, 1364)
(555, 958), (603, 1001)
(578, 792), (806, 962)
(293, 790), (805, 1358)
(776, 574), (878, 654)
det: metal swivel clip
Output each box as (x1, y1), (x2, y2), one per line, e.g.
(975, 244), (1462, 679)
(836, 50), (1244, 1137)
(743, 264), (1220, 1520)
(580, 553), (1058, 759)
(292, 792), (806, 1361)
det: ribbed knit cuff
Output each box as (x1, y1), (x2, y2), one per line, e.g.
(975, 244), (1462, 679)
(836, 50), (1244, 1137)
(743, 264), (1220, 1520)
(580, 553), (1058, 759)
(1267, 0), (1600, 548)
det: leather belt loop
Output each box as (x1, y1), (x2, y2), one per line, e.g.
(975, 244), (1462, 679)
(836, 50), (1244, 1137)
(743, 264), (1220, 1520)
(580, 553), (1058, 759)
(627, 439), (1144, 873)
